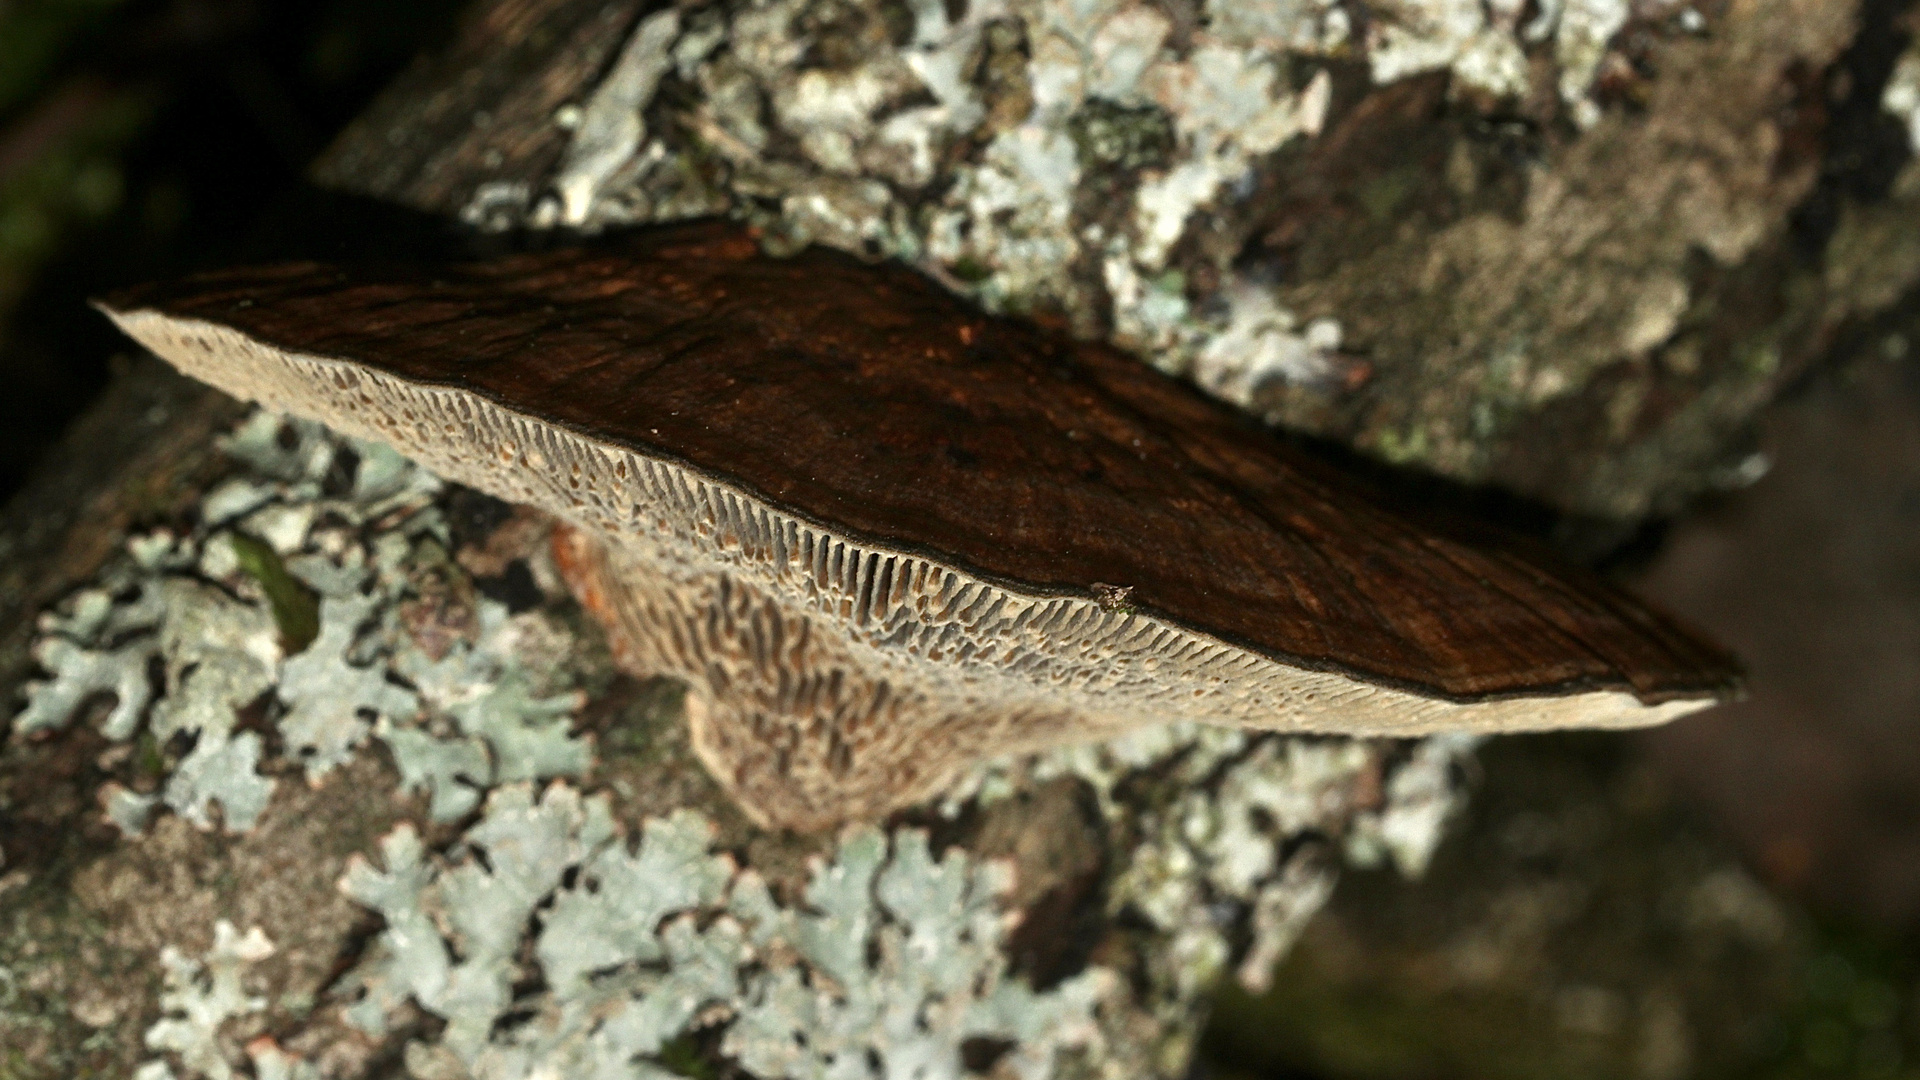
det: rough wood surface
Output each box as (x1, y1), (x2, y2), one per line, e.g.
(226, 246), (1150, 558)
(5, 0), (1919, 1076)
(308, 0), (651, 219)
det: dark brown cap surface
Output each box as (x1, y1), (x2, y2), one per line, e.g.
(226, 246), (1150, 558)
(99, 221), (1739, 708)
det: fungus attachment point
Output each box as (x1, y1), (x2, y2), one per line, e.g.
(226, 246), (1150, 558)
(98, 221), (1740, 831)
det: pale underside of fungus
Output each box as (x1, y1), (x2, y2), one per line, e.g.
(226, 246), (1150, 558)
(99, 221), (1739, 831)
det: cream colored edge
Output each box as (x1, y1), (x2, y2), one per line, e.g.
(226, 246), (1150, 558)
(109, 308), (1714, 741)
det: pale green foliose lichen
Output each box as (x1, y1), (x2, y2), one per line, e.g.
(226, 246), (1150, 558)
(139, 921), (278, 1080)
(990, 725), (1356, 1071)
(337, 781), (1111, 1080)
(724, 828), (1110, 1080)
(14, 557), (170, 740)
(11, 410), (591, 835)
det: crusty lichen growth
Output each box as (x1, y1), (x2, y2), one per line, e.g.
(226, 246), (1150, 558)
(947, 721), (1475, 1040)
(525, 0), (1642, 326)
(6, 411), (1471, 1079)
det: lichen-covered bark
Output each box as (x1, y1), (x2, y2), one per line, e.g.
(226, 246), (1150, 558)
(0, 398), (1468, 1079)
(0, 360), (241, 691)
(305, 0), (655, 217)
(8, 0), (1919, 1075)
(315, 0), (1916, 520)
(1206, 734), (1814, 1080)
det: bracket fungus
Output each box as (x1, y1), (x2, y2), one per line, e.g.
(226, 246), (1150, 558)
(98, 221), (1738, 831)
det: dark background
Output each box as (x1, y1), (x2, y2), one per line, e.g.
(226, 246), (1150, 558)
(3, 2), (1918, 1077)
(0, 0), (464, 498)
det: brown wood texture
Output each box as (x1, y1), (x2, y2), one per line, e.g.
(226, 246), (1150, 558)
(101, 220), (1739, 705)
(308, 0), (648, 215)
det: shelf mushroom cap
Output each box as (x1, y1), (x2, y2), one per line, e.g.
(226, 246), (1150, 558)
(98, 221), (1740, 830)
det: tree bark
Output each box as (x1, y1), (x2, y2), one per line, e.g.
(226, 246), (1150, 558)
(4, 0), (1916, 1078)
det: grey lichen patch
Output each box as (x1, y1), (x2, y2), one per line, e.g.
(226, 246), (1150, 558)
(139, 921), (278, 1080)
(10, 408), (593, 834)
(337, 783), (622, 1056)
(1883, 36), (1920, 153)
(932, 725), (1470, 1075)
(725, 828), (1111, 1080)
(1103, 734), (1352, 1012)
(1245, 2), (1860, 515)
(1365, 0), (1646, 126)
(1190, 284), (1345, 409)
(277, 593), (417, 783)
(1, 411), (593, 1075)
(14, 534), (285, 832)
(945, 722), (1471, 1012)
(389, 595), (594, 821)
(550, 8), (687, 225)
(336, 780), (1109, 1079)
(0, 734), (410, 1080)
(1343, 733), (1482, 878)
(519, 0), (1350, 339)
(13, 547), (173, 740)
(144, 574), (279, 832)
